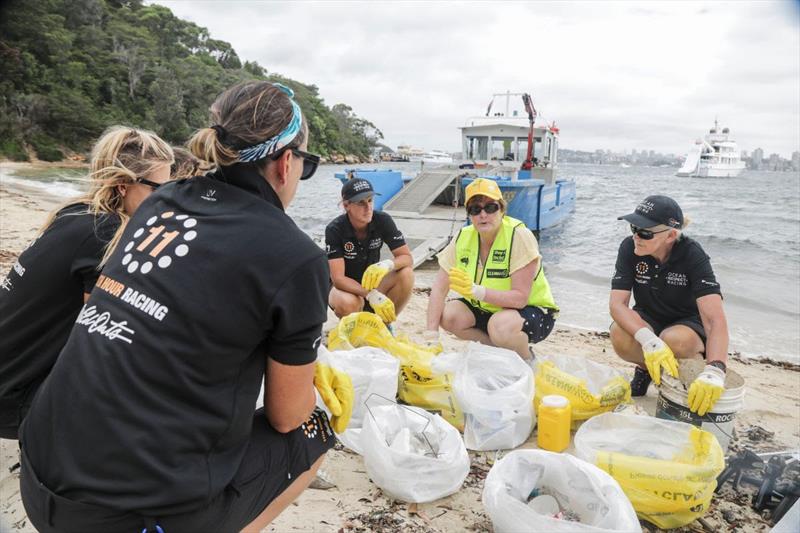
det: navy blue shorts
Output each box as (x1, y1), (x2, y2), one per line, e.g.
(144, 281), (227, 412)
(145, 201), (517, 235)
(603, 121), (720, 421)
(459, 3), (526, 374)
(634, 308), (707, 346)
(21, 408), (335, 533)
(458, 298), (557, 344)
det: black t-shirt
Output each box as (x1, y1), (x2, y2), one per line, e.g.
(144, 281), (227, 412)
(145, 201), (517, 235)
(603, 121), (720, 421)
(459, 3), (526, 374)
(325, 210), (406, 282)
(611, 235), (722, 325)
(21, 168), (329, 515)
(0, 204), (119, 439)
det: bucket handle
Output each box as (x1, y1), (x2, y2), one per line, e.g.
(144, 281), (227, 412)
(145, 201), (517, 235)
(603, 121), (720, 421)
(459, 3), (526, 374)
(364, 393), (440, 458)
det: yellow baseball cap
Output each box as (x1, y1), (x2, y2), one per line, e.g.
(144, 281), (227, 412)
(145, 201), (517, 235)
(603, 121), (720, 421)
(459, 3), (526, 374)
(465, 178), (502, 203)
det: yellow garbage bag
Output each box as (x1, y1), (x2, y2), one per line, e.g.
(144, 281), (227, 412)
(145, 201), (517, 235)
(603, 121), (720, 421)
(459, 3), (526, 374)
(575, 412), (725, 529)
(327, 313), (464, 430)
(534, 355), (631, 426)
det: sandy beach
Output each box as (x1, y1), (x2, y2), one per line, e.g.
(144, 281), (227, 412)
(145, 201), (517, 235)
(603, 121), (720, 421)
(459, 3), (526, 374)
(1, 165), (799, 533)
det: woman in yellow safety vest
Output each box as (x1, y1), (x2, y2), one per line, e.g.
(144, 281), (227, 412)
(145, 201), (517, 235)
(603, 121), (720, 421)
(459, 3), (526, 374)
(425, 178), (558, 359)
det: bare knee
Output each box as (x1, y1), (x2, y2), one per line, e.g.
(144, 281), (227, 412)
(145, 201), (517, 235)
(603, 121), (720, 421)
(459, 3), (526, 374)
(486, 313), (520, 345)
(610, 323), (642, 363)
(331, 292), (363, 318)
(660, 326), (703, 358)
(396, 266), (414, 288)
(440, 303), (472, 334)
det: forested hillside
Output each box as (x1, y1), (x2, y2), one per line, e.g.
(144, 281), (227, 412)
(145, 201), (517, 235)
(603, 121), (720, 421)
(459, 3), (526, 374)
(0, 0), (383, 161)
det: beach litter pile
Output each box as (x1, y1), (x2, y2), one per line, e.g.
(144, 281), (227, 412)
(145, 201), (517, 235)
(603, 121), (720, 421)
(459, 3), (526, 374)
(316, 311), (759, 531)
(432, 343), (535, 451)
(482, 449), (641, 532)
(360, 401), (470, 503)
(575, 412), (725, 529)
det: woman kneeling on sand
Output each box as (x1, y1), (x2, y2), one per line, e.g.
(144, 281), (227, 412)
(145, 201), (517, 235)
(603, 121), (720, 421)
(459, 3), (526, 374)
(425, 177), (559, 359)
(0, 126), (174, 439)
(18, 81), (353, 533)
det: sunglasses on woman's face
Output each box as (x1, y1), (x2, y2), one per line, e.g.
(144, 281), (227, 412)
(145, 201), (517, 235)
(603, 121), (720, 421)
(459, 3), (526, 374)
(137, 178), (163, 190)
(467, 202), (501, 216)
(630, 224), (670, 240)
(269, 148), (321, 180)
(292, 149), (321, 180)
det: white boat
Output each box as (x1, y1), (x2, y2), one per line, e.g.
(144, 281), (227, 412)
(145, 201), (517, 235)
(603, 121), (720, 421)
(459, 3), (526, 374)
(408, 150), (454, 164)
(677, 120), (746, 178)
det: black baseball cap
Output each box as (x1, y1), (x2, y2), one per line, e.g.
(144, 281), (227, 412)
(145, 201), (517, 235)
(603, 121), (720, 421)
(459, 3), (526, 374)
(341, 178), (381, 203)
(618, 195), (684, 229)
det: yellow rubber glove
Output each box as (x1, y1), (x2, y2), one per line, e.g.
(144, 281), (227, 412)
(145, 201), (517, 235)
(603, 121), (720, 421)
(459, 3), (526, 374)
(313, 363), (354, 433)
(361, 259), (394, 291)
(687, 365), (725, 416)
(448, 268), (486, 301)
(366, 289), (396, 323)
(634, 328), (679, 385)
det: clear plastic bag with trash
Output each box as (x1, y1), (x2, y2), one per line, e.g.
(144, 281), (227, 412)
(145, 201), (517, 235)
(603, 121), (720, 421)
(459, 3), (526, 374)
(314, 345), (399, 454)
(534, 353), (631, 427)
(482, 449), (641, 533)
(360, 397), (470, 503)
(433, 343), (535, 450)
(574, 412), (725, 529)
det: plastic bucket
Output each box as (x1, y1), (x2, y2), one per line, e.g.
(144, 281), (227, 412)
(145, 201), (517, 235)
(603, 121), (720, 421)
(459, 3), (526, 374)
(655, 359), (744, 451)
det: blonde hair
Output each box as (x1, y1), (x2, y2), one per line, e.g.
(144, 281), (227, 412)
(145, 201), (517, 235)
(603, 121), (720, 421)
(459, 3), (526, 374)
(171, 147), (202, 180)
(38, 126), (174, 266)
(187, 81), (306, 169)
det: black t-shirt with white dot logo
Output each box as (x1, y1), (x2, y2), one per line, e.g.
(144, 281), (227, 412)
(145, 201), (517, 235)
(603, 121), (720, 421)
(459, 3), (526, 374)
(21, 170), (329, 514)
(0, 205), (119, 438)
(325, 211), (406, 281)
(611, 235), (722, 325)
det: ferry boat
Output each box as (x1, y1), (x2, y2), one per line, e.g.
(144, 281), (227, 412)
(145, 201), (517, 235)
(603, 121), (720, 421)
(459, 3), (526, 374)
(677, 120), (746, 178)
(336, 91), (576, 267)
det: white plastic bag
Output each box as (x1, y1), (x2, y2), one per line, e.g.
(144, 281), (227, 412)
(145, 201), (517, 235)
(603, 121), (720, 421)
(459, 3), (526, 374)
(434, 343), (534, 450)
(482, 449), (641, 533)
(315, 345), (399, 454)
(360, 402), (470, 503)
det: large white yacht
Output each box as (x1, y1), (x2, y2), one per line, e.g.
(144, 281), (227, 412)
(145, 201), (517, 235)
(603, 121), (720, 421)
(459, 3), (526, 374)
(677, 120), (746, 178)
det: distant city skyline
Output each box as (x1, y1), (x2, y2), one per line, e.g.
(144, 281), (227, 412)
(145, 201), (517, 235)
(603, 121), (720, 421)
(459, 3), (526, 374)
(156, 1), (800, 157)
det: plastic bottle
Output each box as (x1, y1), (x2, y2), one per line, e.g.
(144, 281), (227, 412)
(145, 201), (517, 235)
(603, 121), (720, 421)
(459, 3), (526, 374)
(537, 395), (571, 452)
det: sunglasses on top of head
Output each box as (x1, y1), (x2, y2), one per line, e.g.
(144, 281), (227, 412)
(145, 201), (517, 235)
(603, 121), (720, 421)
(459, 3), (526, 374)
(466, 202), (501, 216)
(271, 147), (320, 180)
(630, 224), (670, 240)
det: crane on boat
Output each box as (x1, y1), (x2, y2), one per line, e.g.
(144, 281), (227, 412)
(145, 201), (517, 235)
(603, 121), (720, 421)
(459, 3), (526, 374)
(520, 93), (537, 171)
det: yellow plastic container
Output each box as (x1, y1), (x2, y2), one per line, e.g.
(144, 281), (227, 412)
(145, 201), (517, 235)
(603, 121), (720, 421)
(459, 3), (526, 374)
(537, 395), (571, 452)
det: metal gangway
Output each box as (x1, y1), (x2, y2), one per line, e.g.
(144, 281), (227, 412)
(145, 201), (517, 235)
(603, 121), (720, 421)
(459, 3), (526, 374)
(384, 167), (472, 268)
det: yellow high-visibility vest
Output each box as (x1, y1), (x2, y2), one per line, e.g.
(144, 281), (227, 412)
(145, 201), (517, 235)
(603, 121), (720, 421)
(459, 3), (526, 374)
(454, 216), (558, 313)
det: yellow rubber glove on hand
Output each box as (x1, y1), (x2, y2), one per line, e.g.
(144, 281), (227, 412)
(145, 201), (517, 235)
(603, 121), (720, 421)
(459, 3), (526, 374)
(314, 363), (354, 433)
(448, 268), (486, 301)
(366, 289), (396, 323)
(687, 364), (725, 416)
(634, 328), (679, 385)
(361, 259), (394, 291)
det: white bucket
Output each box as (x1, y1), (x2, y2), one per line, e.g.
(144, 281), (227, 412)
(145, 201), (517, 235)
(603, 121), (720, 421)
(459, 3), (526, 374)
(655, 359), (745, 451)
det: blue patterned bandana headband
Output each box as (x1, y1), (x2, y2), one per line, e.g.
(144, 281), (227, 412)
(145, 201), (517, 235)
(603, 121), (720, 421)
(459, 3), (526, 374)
(237, 83), (302, 163)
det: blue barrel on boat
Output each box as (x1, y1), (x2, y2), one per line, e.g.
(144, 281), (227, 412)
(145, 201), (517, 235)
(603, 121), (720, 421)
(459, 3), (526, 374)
(333, 169), (404, 211)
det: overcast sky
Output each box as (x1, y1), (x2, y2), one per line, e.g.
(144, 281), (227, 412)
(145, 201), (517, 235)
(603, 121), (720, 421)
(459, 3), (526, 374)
(156, 1), (800, 157)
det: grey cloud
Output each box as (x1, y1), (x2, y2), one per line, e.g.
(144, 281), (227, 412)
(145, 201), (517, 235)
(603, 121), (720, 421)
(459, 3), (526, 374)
(154, 0), (800, 156)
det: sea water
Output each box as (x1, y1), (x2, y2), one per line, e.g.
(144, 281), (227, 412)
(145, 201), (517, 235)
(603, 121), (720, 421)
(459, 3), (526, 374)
(2, 162), (798, 362)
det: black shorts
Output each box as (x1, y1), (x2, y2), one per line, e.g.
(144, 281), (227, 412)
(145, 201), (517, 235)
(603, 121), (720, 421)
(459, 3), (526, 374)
(634, 308), (707, 347)
(21, 408), (335, 533)
(458, 298), (556, 344)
